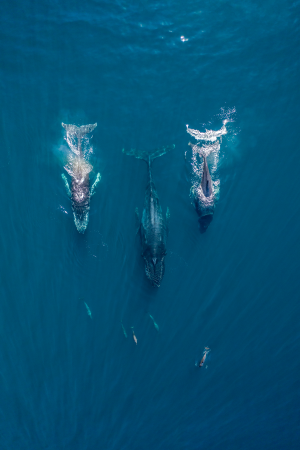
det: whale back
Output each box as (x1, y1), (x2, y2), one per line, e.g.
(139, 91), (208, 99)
(201, 156), (213, 198)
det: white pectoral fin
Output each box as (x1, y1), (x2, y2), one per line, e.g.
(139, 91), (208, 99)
(61, 174), (71, 197)
(90, 173), (101, 196)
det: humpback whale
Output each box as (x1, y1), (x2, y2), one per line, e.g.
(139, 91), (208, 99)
(61, 123), (100, 233)
(123, 145), (174, 287)
(187, 121), (227, 233)
(189, 143), (216, 233)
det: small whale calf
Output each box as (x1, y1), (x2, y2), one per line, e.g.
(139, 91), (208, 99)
(123, 145), (174, 287)
(62, 123), (100, 233)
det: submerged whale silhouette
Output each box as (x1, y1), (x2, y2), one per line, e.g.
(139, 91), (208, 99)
(61, 123), (100, 233)
(123, 145), (174, 287)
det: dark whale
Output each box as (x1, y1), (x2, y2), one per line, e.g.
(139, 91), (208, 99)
(189, 143), (215, 233)
(195, 153), (214, 233)
(61, 123), (100, 233)
(123, 145), (174, 287)
(186, 121), (228, 233)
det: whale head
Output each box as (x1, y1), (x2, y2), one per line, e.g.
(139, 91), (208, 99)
(198, 213), (213, 233)
(71, 186), (90, 233)
(143, 252), (166, 287)
(194, 193), (214, 233)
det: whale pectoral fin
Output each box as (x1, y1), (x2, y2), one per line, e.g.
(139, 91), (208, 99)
(135, 207), (141, 235)
(190, 187), (197, 209)
(61, 174), (71, 197)
(90, 173), (101, 196)
(213, 183), (220, 201)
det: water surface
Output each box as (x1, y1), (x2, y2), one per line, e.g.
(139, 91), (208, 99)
(0, 1), (299, 448)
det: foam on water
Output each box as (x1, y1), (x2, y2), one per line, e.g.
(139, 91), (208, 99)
(186, 120), (228, 143)
(63, 128), (94, 181)
(64, 153), (92, 183)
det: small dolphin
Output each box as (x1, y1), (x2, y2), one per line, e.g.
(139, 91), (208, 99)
(84, 302), (92, 319)
(61, 123), (101, 233)
(199, 347), (210, 367)
(58, 205), (68, 215)
(149, 314), (159, 332)
(131, 327), (138, 345)
(123, 145), (174, 287)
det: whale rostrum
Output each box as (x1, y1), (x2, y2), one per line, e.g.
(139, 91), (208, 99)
(61, 123), (100, 233)
(123, 145), (174, 287)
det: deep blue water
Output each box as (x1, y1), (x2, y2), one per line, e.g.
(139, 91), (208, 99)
(0, 1), (300, 448)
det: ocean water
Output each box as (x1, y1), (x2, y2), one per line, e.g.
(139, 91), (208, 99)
(0, 1), (299, 448)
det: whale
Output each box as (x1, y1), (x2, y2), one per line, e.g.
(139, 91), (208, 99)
(189, 143), (215, 233)
(61, 123), (100, 233)
(187, 121), (228, 233)
(123, 145), (174, 287)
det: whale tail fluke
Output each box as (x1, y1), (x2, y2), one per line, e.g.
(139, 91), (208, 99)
(122, 145), (174, 165)
(62, 123), (97, 137)
(186, 122), (227, 142)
